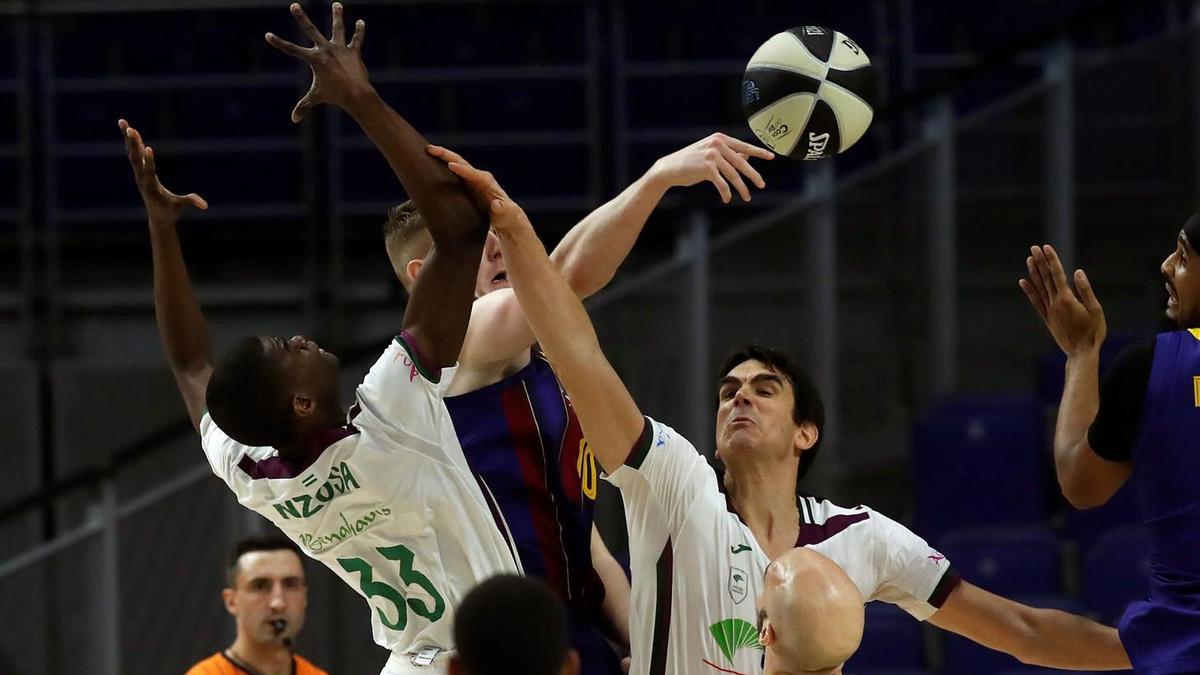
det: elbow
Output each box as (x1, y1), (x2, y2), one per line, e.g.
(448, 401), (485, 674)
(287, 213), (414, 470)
(1010, 609), (1048, 666)
(559, 263), (610, 299)
(1058, 476), (1111, 510)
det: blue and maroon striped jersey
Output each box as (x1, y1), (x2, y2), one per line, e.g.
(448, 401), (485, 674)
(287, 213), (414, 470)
(444, 352), (605, 615)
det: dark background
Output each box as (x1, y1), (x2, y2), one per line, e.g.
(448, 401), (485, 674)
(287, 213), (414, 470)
(0, 1), (1194, 673)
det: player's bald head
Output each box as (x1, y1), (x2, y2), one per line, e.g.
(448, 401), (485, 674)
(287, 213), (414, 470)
(758, 547), (864, 675)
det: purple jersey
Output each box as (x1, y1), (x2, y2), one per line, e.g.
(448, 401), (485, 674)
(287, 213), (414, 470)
(1118, 330), (1200, 673)
(444, 352), (619, 674)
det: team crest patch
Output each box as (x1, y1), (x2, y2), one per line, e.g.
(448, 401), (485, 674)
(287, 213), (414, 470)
(728, 566), (748, 604)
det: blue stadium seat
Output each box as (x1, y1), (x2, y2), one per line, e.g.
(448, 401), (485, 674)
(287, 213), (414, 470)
(914, 395), (1047, 542)
(943, 629), (1026, 675)
(1081, 525), (1152, 625)
(939, 527), (1060, 598)
(845, 602), (925, 672)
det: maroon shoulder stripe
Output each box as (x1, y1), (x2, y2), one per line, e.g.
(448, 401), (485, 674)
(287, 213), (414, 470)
(794, 511), (870, 546)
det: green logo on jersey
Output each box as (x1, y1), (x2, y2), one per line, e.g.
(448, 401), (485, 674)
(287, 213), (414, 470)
(730, 544), (751, 554)
(272, 462), (361, 520)
(298, 507), (391, 553)
(708, 619), (763, 663)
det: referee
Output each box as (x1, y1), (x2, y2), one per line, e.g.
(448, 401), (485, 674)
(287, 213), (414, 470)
(185, 535), (327, 675)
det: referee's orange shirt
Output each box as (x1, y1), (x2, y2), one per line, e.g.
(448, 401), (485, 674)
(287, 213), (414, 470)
(185, 651), (328, 675)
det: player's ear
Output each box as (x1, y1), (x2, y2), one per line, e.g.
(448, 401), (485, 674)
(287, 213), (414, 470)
(759, 619), (776, 648)
(406, 257), (424, 285)
(222, 587), (237, 616)
(292, 394), (316, 418)
(793, 420), (818, 456)
(560, 649), (581, 675)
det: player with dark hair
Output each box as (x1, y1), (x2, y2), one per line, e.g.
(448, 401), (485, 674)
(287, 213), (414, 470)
(1022, 220), (1200, 673)
(442, 156), (1132, 673)
(715, 345), (1128, 672)
(186, 535), (327, 675)
(449, 575), (580, 675)
(127, 5), (520, 674)
(718, 344), (825, 483)
(397, 137), (774, 673)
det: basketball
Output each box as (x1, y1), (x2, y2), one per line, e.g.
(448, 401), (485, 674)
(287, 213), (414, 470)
(742, 26), (875, 160)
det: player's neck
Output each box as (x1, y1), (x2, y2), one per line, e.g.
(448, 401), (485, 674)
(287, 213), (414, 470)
(725, 464), (799, 556)
(277, 407), (348, 457)
(227, 634), (292, 675)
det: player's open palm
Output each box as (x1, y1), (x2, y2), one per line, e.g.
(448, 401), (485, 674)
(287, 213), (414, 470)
(1020, 244), (1106, 357)
(119, 119), (208, 227)
(651, 132), (774, 204)
(266, 2), (370, 123)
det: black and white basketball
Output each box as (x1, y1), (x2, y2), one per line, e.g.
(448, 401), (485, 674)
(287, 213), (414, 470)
(742, 26), (875, 160)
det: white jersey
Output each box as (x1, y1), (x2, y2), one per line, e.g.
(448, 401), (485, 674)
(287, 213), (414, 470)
(201, 335), (521, 668)
(607, 416), (960, 675)
(797, 495), (960, 621)
(606, 417), (771, 675)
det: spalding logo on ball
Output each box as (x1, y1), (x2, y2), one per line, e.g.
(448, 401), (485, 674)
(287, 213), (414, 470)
(743, 26), (875, 160)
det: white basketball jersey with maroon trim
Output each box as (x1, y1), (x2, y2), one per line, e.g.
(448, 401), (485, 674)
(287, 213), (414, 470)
(201, 335), (521, 671)
(606, 416), (961, 675)
(795, 495), (960, 620)
(606, 416), (769, 675)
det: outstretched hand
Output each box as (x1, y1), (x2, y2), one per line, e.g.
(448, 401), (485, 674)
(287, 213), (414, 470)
(427, 145), (531, 236)
(1019, 244), (1106, 357)
(649, 132), (774, 204)
(266, 2), (370, 123)
(119, 119), (207, 227)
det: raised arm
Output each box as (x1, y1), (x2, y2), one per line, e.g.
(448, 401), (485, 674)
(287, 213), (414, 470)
(267, 3), (486, 368)
(444, 161), (644, 474)
(1020, 245), (1131, 507)
(428, 134), (772, 367)
(550, 133), (772, 296)
(930, 581), (1130, 670)
(120, 119), (212, 431)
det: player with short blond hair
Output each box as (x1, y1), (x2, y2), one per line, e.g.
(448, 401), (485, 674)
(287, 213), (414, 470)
(399, 133), (774, 674)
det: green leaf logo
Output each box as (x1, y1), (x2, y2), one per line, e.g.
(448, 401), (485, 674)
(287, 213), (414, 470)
(708, 618), (763, 663)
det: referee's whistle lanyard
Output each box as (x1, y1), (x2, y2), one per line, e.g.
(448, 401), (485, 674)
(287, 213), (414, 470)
(223, 648), (298, 675)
